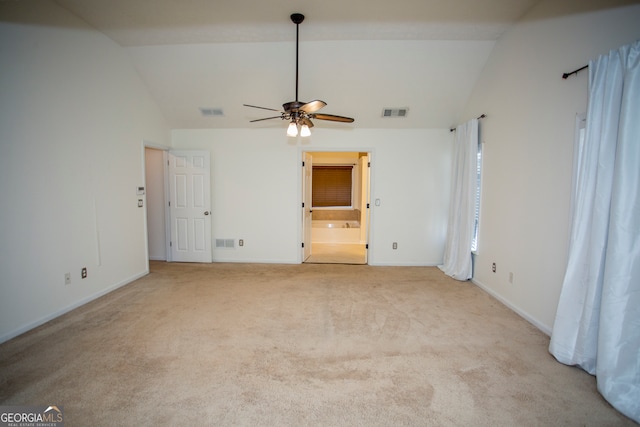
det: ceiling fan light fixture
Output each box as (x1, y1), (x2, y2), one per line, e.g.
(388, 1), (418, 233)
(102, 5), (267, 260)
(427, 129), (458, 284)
(300, 124), (311, 137)
(287, 121), (298, 137)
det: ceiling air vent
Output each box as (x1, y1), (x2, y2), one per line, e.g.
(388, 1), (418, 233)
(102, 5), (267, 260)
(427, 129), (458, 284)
(200, 107), (224, 117)
(382, 108), (409, 118)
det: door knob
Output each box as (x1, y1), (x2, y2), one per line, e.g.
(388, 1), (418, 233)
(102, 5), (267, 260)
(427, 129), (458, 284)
(204, 211), (210, 215)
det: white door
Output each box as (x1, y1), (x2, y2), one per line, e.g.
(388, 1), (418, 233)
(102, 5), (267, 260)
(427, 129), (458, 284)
(302, 152), (313, 261)
(168, 151), (212, 263)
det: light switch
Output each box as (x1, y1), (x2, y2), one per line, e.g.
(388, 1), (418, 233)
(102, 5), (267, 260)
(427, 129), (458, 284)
(138, 199), (143, 207)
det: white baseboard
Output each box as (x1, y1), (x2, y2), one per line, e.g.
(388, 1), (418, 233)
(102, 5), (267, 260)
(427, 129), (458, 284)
(0, 270), (149, 344)
(471, 278), (552, 336)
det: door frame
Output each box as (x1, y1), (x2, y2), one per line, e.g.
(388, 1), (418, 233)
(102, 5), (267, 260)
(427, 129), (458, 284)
(298, 148), (374, 264)
(302, 152), (313, 262)
(142, 141), (172, 264)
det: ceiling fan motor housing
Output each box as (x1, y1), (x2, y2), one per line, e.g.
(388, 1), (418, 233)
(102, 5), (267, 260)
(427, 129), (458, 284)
(283, 101), (306, 112)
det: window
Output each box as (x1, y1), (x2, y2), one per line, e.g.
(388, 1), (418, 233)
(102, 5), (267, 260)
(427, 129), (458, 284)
(312, 166), (353, 207)
(471, 144), (482, 252)
(570, 113), (587, 220)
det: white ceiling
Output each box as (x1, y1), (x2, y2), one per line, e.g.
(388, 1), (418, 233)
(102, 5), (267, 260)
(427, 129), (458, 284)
(41, 0), (550, 129)
(53, 0), (542, 45)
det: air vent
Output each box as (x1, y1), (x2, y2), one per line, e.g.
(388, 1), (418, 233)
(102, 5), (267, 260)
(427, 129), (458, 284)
(215, 239), (235, 248)
(382, 108), (409, 118)
(200, 107), (224, 117)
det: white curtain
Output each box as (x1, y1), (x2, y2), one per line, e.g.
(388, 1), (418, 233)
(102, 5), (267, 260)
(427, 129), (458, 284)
(549, 40), (640, 423)
(439, 118), (478, 281)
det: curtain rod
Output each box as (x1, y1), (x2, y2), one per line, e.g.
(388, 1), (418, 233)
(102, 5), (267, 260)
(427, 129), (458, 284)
(450, 114), (486, 132)
(562, 64), (588, 79)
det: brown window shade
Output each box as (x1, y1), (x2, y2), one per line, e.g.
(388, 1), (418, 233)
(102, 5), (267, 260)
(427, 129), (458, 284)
(312, 166), (353, 207)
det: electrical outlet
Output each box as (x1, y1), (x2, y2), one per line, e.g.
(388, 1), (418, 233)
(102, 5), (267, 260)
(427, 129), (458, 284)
(492, 263), (496, 273)
(392, 242), (397, 250)
(81, 267), (87, 279)
(239, 239), (244, 247)
(65, 273), (71, 285)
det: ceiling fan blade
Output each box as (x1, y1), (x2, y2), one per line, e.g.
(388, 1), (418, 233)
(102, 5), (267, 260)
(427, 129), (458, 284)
(244, 104), (282, 112)
(312, 113), (355, 123)
(250, 116), (283, 122)
(300, 117), (314, 128)
(299, 100), (327, 114)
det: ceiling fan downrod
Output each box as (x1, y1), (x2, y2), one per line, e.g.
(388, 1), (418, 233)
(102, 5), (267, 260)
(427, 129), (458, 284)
(291, 13), (304, 103)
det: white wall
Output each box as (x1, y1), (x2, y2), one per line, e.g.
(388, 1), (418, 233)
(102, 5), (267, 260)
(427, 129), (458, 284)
(462, 1), (640, 333)
(172, 128), (452, 265)
(0, 1), (169, 341)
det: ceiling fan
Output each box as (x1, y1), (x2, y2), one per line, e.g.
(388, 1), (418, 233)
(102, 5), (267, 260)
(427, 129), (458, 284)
(243, 13), (354, 137)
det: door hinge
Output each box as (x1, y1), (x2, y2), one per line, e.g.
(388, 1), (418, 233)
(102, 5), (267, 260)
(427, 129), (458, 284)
(366, 244), (369, 249)
(302, 242), (305, 248)
(170, 241), (172, 247)
(367, 203), (370, 209)
(168, 201), (171, 207)
(368, 161), (371, 167)
(302, 161), (305, 167)
(302, 202), (305, 208)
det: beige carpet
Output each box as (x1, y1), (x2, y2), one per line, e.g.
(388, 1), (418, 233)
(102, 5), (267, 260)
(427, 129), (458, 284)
(0, 262), (634, 426)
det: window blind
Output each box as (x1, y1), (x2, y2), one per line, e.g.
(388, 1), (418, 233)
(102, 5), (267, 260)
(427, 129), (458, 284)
(312, 166), (353, 207)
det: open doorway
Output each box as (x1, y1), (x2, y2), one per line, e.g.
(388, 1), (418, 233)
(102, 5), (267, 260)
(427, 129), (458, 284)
(302, 151), (370, 264)
(144, 146), (168, 261)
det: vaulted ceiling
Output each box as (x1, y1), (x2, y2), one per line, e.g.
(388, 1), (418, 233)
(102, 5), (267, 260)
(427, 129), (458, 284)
(53, 0), (542, 45)
(13, 1), (551, 128)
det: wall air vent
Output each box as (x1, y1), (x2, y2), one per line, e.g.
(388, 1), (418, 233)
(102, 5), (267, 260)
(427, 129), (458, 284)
(382, 108), (409, 118)
(200, 107), (224, 117)
(215, 239), (235, 248)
